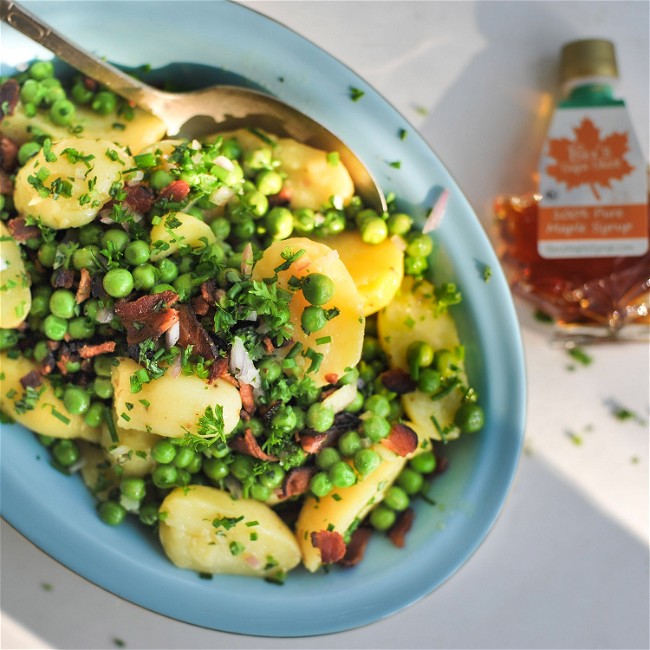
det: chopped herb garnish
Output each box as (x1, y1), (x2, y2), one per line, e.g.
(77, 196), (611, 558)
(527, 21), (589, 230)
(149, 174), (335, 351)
(349, 87), (365, 101)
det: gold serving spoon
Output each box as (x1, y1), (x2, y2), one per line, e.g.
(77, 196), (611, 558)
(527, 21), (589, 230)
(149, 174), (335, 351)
(1, 0), (386, 211)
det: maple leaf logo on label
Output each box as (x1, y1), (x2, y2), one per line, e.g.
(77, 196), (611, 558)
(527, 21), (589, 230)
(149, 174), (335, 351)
(545, 117), (635, 200)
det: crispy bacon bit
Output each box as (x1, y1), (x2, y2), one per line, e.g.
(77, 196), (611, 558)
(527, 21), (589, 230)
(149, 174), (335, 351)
(75, 268), (92, 304)
(262, 336), (274, 354)
(56, 348), (75, 375)
(0, 135), (18, 172)
(19, 370), (42, 390)
(200, 279), (217, 304)
(114, 291), (180, 345)
(239, 382), (256, 414)
(267, 187), (292, 207)
(82, 76), (98, 91)
(381, 422), (419, 457)
(299, 411), (361, 454)
(78, 341), (116, 359)
(388, 508), (415, 548)
(124, 183), (155, 214)
(159, 179), (190, 202)
(229, 428), (277, 461)
(177, 304), (218, 360)
(0, 169), (13, 195)
(339, 527), (373, 567)
(311, 530), (347, 565)
(0, 79), (19, 122)
(208, 356), (230, 383)
(40, 353), (56, 375)
(51, 268), (75, 289)
(282, 466), (317, 498)
(7, 217), (40, 242)
(380, 368), (417, 394)
(324, 373), (339, 385)
(191, 295), (210, 316)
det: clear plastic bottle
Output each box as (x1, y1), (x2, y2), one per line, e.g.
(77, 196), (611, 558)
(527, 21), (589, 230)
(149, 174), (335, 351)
(495, 39), (649, 342)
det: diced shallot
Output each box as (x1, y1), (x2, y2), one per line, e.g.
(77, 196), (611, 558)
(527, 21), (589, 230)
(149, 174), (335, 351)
(165, 320), (180, 348)
(321, 383), (357, 414)
(229, 336), (262, 395)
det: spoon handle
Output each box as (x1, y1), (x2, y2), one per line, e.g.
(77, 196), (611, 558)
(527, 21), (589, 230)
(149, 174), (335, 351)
(0, 0), (166, 110)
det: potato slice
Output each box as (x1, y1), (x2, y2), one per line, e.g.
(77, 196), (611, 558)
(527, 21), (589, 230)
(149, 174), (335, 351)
(295, 444), (407, 572)
(251, 237), (364, 385)
(13, 138), (135, 230)
(0, 353), (101, 442)
(318, 231), (404, 316)
(111, 357), (241, 439)
(100, 421), (158, 478)
(159, 485), (301, 578)
(377, 277), (466, 441)
(1, 103), (166, 153)
(0, 222), (31, 328)
(149, 211), (217, 261)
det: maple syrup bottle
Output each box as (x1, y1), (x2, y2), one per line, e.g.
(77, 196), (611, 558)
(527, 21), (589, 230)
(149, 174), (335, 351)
(495, 39), (649, 341)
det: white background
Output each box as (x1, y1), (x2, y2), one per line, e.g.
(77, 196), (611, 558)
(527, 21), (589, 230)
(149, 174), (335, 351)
(2, 1), (649, 649)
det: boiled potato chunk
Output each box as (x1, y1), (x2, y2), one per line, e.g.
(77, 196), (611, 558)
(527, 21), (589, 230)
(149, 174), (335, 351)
(159, 485), (301, 578)
(149, 211), (217, 261)
(111, 357), (241, 438)
(1, 103), (166, 153)
(13, 138), (135, 230)
(296, 445), (407, 572)
(79, 441), (118, 500)
(100, 421), (158, 478)
(252, 237), (364, 386)
(377, 277), (466, 441)
(319, 231), (403, 316)
(0, 222), (31, 328)
(0, 353), (101, 442)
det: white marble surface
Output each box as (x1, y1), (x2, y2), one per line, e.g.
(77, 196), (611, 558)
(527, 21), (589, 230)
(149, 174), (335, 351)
(1, 1), (649, 649)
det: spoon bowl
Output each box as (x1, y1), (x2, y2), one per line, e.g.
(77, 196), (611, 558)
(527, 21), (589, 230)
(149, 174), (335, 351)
(0, 0), (386, 211)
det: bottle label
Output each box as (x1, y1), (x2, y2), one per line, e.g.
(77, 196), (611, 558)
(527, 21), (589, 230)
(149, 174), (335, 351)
(538, 105), (648, 258)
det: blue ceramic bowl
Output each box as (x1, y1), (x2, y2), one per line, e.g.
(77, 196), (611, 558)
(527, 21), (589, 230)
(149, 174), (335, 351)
(0, 0), (526, 637)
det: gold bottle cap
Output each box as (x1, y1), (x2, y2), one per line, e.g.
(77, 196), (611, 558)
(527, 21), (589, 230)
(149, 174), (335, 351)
(560, 39), (618, 82)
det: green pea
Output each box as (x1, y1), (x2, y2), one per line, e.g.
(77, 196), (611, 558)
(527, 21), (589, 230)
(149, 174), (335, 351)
(151, 283), (176, 294)
(409, 451), (436, 474)
(265, 206), (293, 240)
(386, 212), (412, 236)
(37, 434), (56, 447)
(315, 447), (341, 470)
(243, 147), (272, 171)
(306, 402), (335, 433)
(186, 454), (203, 474)
(148, 169), (174, 191)
(93, 377), (113, 400)
(397, 468), (424, 495)
(258, 357), (281, 383)
(92, 90), (117, 115)
(328, 461), (356, 488)
(103, 269), (134, 298)
(84, 402), (106, 428)
(30, 293), (50, 319)
(20, 79), (45, 105)
(301, 305), (327, 334)
(417, 368), (442, 394)
(120, 477), (146, 501)
(50, 99), (76, 126)
(434, 349), (456, 377)
(52, 439), (80, 467)
(355, 208), (379, 229)
(406, 234), (433, 258)
(259, 464), (285, 489)
(203, 457), (229, 481)
(72, 245), (100, 270)
(309, 471), (333, 498)
(156, 258), (178, 283)
(454, 402), (485, 433)
(78, 223), (103, 246)
(255, 169), (283, 196)
(43, 85), (65, 106)
(384, 485), (410, 511)
(139, 502), (161, 526)
(17, 141), (41, 166)
(28, 60), (54, 80)
(124, 240), (150, 266)
(360, 216), (388, 244)
(152, 464), (179, 488)
(93, 355), (114, 376)
(98, 500), (127, 526)
(65, 360), (82, 374)
(43, 314), (68, 341)
(353, 448), (380, 476)
(230, 456), (254, 481)
(101, 228), (130, 253)
(302, 273), (334, 306)
(362, 414), (391, 442)
(292, 208), (316, 234)
(232, 218), (256, 240)
(63, 386), (90, 415)
(271, 406), (298, 432)
(151, 440), (177, 464)
(250, 482), (272, 502)
(364, 394), (391, 418)
(67, 316), (95, 340)
(49, 289), (76, 319)
(0, 329), (19, 350)
(319, 210), (346, 237)
(71, 79), (94, 104)
(369, 505), (396, 531)
(361, 336), (382, 361)
(344, 390), (365, 413)
(209, 217), (231, 240)
(83, 299), (100, 321)
(132, 263), (158, 291)
(404, 255), (427, 276)
(338, 431), (362, 457)
(33, 340), (49, 361)
(173, 447), (196, 469)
